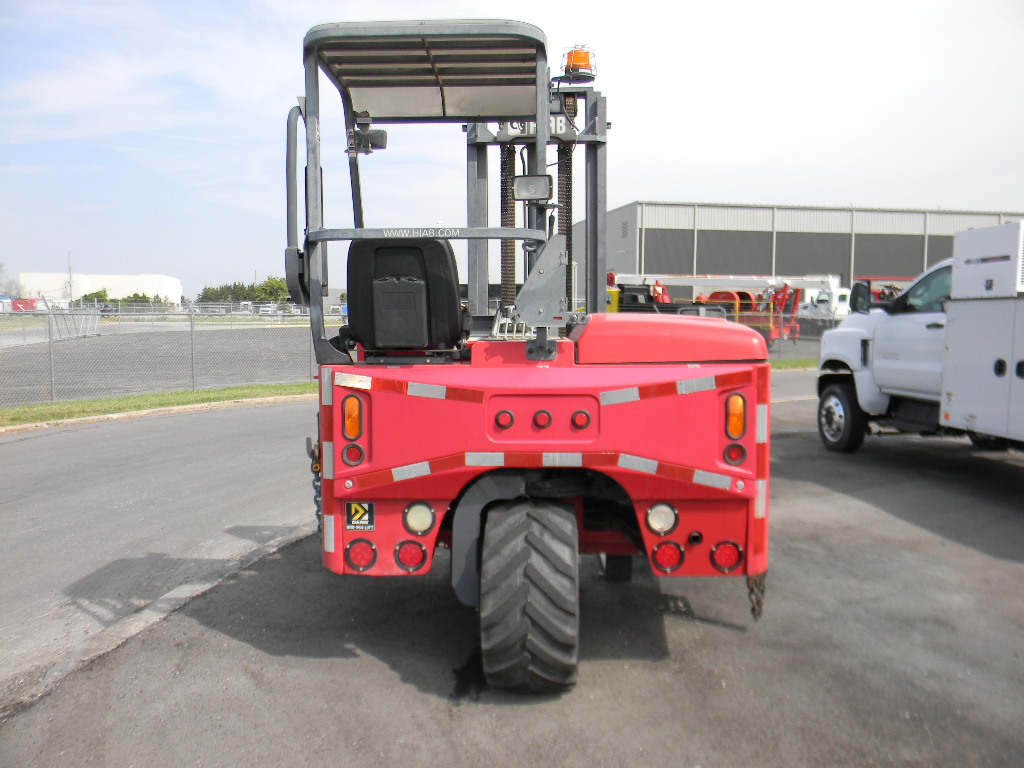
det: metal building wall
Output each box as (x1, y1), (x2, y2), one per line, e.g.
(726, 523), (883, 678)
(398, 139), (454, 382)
(584, 202), (1024, 286)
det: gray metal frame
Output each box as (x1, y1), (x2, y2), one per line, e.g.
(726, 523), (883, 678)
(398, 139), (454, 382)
(285, 19), (608, 364)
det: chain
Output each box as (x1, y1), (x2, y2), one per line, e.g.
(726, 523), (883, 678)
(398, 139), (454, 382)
(747, 572), (766, 621)
(558, 94), (577, 305)
(308, 441), (322, 535)
(499, 144), (517, 304)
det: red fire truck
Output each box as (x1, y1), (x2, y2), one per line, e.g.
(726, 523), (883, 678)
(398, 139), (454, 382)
(286, 20), (770, 692)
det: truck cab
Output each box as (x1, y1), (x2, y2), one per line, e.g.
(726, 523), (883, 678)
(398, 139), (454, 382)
(818, 220), (1024, 453)
(817, 260), (952, 451)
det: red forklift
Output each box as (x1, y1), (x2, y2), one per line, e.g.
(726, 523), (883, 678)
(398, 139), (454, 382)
(286, 19), (770, 692)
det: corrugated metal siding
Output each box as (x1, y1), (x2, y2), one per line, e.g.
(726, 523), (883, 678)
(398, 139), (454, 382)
(926, 212), (1014, 236)
(621, 203), (1024, 236)
(641, 203), (695, 230)
(605, 202), (1024, 280)
(853, 210), (927, 235)
(696, 205), (773, 232)
(774, 208), (852, 233)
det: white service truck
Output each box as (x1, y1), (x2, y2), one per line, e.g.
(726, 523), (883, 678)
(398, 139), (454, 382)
(817, 221), (1024, 453)
(798, 278), (851, 333)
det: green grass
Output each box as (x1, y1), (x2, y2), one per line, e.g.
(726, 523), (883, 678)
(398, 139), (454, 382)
(1, 359), (815, 428)
(0, 383), (317, 428)
(771, 358), (817, 370)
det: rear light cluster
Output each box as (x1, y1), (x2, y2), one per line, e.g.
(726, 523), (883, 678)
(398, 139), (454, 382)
(341, 394), (365, 466)
(645, 502), (744, 574)
(494, 408), (592, 431)
(724, 392), (747, 466)
(343, 501), (437, 574)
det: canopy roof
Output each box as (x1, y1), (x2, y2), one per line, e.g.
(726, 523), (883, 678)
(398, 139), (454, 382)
(304, 20), (547, 121)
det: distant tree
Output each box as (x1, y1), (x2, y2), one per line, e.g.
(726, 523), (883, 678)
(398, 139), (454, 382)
(81, 289), (110, 302)
(254, 276), (290, 303)
(119, 292), (152, 303)
(198, 277), (290, 304)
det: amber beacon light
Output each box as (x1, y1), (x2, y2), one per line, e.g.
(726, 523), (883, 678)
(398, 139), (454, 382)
(559, 45), (595, 83)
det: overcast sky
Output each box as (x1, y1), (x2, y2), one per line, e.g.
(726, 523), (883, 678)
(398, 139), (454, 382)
(2, 0), (1022, 299)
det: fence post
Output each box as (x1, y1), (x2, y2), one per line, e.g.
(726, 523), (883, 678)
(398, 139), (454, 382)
(190, 312), (197, 391)
(47, 312), (56, 402)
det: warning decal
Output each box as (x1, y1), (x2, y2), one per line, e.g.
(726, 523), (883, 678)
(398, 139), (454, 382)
(345, 502), (375, 531)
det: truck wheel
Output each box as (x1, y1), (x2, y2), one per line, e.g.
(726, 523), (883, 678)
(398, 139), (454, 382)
(969, 434), (1009, 451)
(598, 553), (633, 582)
(479, 498), (579, 693)
(818, 382), (866, 453)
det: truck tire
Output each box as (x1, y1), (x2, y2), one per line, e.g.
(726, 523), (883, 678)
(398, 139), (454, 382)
(479, 498), (579, 692)
(818, 382), (866, 453)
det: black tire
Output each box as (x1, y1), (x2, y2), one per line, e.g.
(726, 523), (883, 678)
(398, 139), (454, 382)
(598, 554), (633, 582)
(479, 498), (579, 693)
(969, 434), (1009, 451)
(818, 382), (867, 453)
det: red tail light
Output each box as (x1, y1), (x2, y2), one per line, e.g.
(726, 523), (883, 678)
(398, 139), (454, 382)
(342, 443), (365, 466)
(724, 443), (746, 465)
(346, 539), (377, 571)
(652, 542), (684, 573)
(710, 541), (743, 573)
(395, 541), (427, 571)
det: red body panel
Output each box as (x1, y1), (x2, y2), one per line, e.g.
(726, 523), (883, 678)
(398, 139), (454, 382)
(318, 317), (770, 581)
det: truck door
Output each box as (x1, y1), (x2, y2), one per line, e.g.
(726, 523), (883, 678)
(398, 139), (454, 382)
(1010, 301), (1024, 440)
(872, 264), (951, 400)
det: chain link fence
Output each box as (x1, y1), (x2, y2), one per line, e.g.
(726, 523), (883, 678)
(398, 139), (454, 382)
(0, 311), (348, 409)
(1, 309), (824, 410)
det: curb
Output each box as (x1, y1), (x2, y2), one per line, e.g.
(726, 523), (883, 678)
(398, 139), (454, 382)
(0, 521), (318, 721)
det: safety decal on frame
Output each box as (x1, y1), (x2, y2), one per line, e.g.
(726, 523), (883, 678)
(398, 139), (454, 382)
(345, 502), (375, 531)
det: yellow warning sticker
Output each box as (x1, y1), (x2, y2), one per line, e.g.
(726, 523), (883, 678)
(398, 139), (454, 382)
(345, 502), (375, 531)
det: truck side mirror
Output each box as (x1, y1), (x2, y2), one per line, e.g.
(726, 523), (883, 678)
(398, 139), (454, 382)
(850, 283), (872, 314)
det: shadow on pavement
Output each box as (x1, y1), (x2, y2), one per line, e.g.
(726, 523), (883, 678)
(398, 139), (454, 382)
(772, 430), (1024, 563)
(162, 536), (741, 700)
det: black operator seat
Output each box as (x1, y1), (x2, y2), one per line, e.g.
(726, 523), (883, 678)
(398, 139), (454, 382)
(345, 238), (465, 353)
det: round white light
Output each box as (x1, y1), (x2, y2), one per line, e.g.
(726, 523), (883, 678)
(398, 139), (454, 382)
(404, 502), (435, 535)
(646, 503), (677, 535)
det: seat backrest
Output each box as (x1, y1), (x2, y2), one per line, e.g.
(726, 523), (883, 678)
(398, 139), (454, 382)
(347, 238), (463, 350)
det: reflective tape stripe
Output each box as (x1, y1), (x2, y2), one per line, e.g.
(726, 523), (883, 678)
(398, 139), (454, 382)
(407, 382), (447, 399)
(393, 462), (431, 481)
(693, 469), (732, 491)
(755, 479), (767, 519)
(601, 387), (639, 405)
(601, 372), (749, 406)
(321, 370), (333, 406)
(343, 449), (742, 495)
(335, 372), (372, 390)
(332, 372), (484, 403)
(756, 404), (769, 444)
(543, 453), (582, 467)
(323, 441), (334, 480)
(466, 452), (504, 467)
(676, 376), (716, 395)
(618, 454), (658, 474)
(323, 514), (335, 553)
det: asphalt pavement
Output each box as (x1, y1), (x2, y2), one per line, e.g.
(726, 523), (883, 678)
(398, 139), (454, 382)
(2, 373), (1022, 767)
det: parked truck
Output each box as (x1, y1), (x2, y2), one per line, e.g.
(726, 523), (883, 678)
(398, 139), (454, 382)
(817, 221), (1024, 453)
(286, 19), (771, 692)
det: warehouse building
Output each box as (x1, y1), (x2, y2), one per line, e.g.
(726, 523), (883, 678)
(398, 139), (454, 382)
(18, 272), (184, 305)
(586, 202), (1024, 287)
